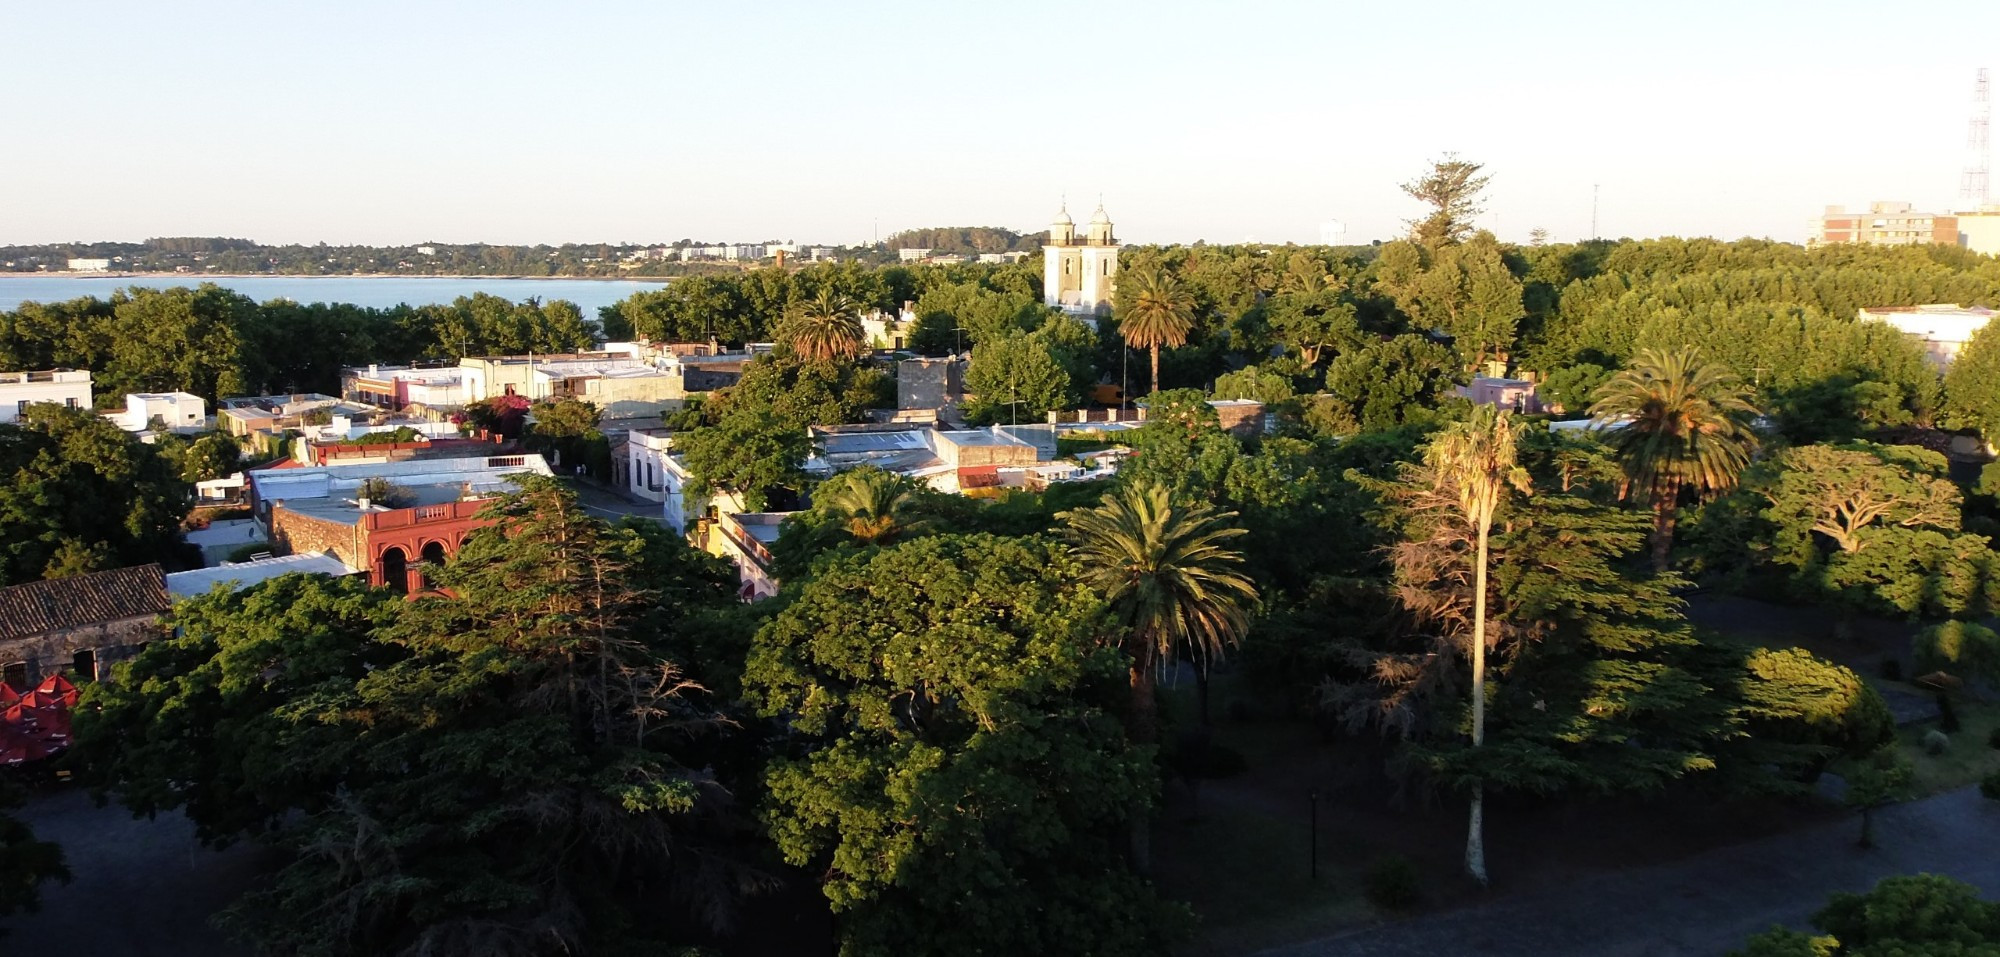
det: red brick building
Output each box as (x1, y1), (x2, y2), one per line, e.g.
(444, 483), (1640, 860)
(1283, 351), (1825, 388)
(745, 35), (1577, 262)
(249, 453), (555, 593)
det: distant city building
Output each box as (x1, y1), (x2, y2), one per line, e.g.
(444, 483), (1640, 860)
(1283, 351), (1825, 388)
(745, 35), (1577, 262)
(1810, 202), (1959, 248)
(0, 369), (92, 423)
(219, 393), (376, 438)
(415, 245), (438, 256)
(897, 247), (933, 262)
(1319, 219), (1347, 245)
(1859, 303), (1997, 368)
(1043, 201), (1120, 320)
(65, 258), (110, 272)
(1957, 206), (2000, 255)
(861, 304), (918, 350)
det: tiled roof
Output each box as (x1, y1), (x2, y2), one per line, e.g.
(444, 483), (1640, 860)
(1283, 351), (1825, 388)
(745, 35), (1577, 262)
(0, 564), (170, 641)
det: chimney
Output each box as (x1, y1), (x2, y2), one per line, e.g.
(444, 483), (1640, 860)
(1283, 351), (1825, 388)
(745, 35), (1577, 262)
(357, 497), (372, 510)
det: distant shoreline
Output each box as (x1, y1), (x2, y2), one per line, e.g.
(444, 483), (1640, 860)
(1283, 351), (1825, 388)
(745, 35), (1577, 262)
(0, 273), (672, 283)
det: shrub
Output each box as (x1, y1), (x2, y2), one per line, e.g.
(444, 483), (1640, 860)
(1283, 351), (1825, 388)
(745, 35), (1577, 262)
(1984, 769), (2000, 801)
(1364, 855), (1423, 911)
(1922, 728), (1951, 755)
(1877, 658), (1903, 681)
(1915, 621), (2000, 684)
(225, 542), (272, 564)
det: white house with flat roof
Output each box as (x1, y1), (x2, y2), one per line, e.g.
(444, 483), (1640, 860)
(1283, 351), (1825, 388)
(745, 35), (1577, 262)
(107, 392), (207, 433)
(1859, 304), (1995, 369)
(0, 369), (92, 423)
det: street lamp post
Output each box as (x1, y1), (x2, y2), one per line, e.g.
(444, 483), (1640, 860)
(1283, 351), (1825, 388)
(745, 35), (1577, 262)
(1308, 788), (1320, 880)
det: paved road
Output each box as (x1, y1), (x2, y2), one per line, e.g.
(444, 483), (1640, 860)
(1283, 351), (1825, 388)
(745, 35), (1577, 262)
(2, 788), (268, 955)
(564, 478), (671, 524)
(1256, 787), (2000, 957)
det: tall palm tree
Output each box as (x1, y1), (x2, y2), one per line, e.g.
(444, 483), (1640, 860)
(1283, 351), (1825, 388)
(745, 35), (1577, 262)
(1589, 347), (1760, 571)
(787, 289), (865, 363)
(1116, 263), (1196, 394)
(1059, 482), (1257, 746)
(1421, 404), (1530, 889)
(815, 467), (918, 545)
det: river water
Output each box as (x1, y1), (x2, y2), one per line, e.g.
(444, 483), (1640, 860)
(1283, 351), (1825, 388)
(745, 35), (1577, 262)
(0, 275), (668, 314)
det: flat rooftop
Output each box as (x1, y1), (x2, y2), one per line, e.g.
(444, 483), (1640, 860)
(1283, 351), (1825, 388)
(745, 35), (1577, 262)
(166, 552), (357, 598)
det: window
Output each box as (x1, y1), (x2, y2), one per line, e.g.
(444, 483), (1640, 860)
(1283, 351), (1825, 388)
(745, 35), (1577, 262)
(1102, 260), (1110, 276)
(65, 397), (78, 408)
(71, 649), (96, 682)
(2, 661), (26, 691)
(14, 400), (26, 414)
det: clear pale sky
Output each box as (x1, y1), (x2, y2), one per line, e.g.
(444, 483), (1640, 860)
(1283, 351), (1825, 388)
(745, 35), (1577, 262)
(2, 0), (1990, 248)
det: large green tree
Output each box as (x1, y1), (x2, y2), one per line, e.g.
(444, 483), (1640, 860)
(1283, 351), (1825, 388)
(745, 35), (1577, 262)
(1058, 482), (1258, 746)
(784, 289), (865, 364)
(1590, 347), (1761, 570)
(1413, 405), (1529, 887)
(745, 534), (1183, 956)
(0, 404), (190, 585)
(1733, 874), (2000, 956)
(1376, 232), (1525, 372)
(1115, 262), (1197, 393)
(1945, 316), (2000, 441)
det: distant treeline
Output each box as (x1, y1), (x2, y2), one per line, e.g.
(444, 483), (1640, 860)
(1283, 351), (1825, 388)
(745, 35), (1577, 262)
(0, 228), (1046, 278)
(0, 286), (596, 401)
(880, 226), (1045, 254)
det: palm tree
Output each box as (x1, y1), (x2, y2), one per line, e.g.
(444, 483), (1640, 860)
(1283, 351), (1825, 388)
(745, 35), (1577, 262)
(1059, 482), (1257, 746)
(1116, 263), (1196, 394)
(1589, 347), (1760, 571)
(815, 467), (918, 545)
(786, 289), (865, 363)
(1421, 404), (1530, 888)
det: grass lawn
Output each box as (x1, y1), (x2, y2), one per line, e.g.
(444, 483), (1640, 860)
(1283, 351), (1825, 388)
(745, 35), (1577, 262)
(1151, 678), (1397, 956)
(1895, 696), (2000, 795)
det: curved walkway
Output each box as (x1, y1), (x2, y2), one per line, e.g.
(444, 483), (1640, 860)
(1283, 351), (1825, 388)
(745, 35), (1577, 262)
(1256, 787), (2000, 957)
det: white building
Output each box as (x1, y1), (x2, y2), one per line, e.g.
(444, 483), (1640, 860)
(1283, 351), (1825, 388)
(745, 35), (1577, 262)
(1043, 201), (1119, 320)
(66, 258), (111, 272)
(0, 369), (93, 423)
(861, 304), (919, 350)
(897, 247), (933, 263)
(1859, 303), (1996, 368)
(1959, 207), (2000, 256)
(108, 392), (207, 433)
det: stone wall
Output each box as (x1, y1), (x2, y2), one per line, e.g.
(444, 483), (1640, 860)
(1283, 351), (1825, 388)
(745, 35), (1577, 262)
(2, 615), (160, 686)
(271, 506), (362, 568)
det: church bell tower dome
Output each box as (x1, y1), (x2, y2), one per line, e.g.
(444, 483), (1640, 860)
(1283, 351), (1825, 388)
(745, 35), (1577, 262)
(1050, 201), (1075, 245)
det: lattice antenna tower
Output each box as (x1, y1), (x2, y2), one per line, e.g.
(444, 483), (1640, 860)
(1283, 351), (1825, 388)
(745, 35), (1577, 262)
(1965, 68), (1991, 207)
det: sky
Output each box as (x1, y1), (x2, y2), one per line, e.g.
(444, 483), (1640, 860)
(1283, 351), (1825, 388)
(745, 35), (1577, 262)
(1, 0), (1992, 248)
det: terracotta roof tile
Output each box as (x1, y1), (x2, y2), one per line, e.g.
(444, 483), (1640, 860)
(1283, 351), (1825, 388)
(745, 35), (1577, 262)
(0, 564), (171, 641)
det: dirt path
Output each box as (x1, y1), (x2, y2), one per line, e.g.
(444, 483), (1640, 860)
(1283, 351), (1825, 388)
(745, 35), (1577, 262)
(1254, 786), (2000, 957)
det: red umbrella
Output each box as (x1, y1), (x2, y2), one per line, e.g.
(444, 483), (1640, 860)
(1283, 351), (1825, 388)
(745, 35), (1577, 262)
(0, 684), (17, 706)
(34, 674), (78, 707)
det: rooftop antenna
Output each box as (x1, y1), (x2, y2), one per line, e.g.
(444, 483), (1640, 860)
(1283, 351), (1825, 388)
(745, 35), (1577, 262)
(1964, 68), (1991, 207)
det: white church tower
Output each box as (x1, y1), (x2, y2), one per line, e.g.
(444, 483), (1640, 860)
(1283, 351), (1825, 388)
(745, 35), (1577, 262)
(1043, 200), (1120, 321)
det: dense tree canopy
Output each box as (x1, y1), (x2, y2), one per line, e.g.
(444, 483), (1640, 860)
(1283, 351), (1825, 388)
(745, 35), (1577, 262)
(0, 404), (190, 585)
(82, 479), (755, 956)
(745, 534), (1183, 956)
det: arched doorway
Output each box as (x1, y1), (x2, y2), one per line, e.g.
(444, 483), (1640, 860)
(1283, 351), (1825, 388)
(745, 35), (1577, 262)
(380, 546), (408, 594)
(421, 541), (447, 566)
